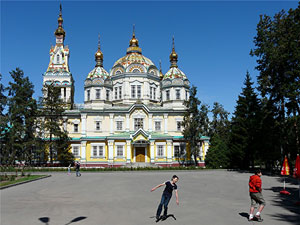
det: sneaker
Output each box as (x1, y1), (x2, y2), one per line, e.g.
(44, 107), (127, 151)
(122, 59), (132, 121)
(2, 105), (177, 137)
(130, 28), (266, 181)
(248, 217), (254, 222)
(155, 216), (160, 222)
(255, 215), (263, 222)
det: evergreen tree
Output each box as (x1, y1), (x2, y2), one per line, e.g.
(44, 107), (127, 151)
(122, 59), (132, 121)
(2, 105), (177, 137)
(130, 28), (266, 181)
(250, 4), (300, 157)
(182, 86), (202, 166)
(229, 72), (261, 169)
(258, 98), (281, 169)
(0, 74), (9, 165)
(6, 68), (38, 166)
(209, 102), (230, 138)
(205, 134), (229, 169)
(205, 102), (230, 168)
(40, 83), (74, 165)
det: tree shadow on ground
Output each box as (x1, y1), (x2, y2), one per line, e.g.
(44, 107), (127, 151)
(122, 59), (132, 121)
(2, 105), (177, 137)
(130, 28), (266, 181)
(39, 216), (87, 225)
(276, 176), (300, 186)
(150, 214), (177, 223)
(264, 186), (300, 224)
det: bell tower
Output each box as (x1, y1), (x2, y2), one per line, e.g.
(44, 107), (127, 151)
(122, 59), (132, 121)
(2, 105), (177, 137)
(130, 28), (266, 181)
(43, 4), (74, 108)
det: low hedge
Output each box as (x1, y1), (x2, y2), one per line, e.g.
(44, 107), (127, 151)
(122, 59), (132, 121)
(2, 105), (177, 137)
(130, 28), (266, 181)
(1, 166), (204, 172)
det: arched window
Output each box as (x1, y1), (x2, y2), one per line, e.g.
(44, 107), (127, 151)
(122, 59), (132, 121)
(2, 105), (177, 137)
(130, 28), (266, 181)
(132, 69), (140, 73)
(56, 54), (60, 63)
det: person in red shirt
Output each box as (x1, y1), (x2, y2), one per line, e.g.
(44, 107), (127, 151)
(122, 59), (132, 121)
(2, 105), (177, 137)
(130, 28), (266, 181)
(249, 169), (266, 222)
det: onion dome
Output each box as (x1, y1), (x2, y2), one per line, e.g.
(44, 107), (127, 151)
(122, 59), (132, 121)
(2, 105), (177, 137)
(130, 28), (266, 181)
(169, 36), (178, 68)
(86, 36), (109, 80)
(54, 4), (66, 38)
(126, 25), (142, 54)
(163, 37), (187, 80)
(111, 26), (159, 75)
(95, 35), (104, 66)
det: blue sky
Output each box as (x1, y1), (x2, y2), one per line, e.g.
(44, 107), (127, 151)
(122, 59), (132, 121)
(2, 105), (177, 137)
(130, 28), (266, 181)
(1, 1), (298, 116)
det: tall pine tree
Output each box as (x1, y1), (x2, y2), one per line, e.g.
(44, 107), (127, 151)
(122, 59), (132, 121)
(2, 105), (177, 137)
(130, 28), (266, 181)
(39, 83), (74, 165)
(182, 86), (203, 166)
(0, 74), (9, 165)
(205, 102), (230, 168)
(250, 4), (300, 158)
(229, 72), (260, 169)
(6, 68), (38, 166)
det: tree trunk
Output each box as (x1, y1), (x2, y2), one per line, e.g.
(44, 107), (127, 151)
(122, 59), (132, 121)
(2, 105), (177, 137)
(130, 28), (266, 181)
(293, 109), (300, 154)
(49, 132), (53, 165)
(193, 150), (198, 166)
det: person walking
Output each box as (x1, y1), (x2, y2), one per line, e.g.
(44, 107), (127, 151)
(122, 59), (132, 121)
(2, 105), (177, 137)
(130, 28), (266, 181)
(67, 164), (71, 175)
(75, 161), (81, 177)
(249, 169), (266, 222)
(151, 175), (179, 221)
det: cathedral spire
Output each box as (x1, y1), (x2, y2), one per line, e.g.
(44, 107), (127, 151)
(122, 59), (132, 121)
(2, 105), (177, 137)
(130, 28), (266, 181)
(129, 24), (139, 47)
(159, 60), (164, 80)
(55, 4), (66, 42)
(169, 36), (178, 68)
(127, 24), (142, 54)
(95, 34), (103, 67)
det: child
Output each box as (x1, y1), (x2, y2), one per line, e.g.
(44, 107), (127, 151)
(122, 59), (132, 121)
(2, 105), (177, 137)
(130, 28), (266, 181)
(249, 169), (266, 222)
(67, 164), (71, 175)
(151, 175), (179, 220)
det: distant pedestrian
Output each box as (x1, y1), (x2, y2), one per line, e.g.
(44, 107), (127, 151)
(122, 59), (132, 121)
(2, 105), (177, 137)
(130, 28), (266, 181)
(151, 175), (179, 221)
(249, 169), (266, 222)
(67, 164), (71, 175)
(75, 161), (81, 177)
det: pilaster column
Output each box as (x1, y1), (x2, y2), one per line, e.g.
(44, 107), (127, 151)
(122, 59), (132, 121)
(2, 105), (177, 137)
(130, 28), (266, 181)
(164, 113), (168, 134)
(109, 113), (114, 134)
(108, 140), (114, 163)
(126, 140), (131, 163)
(148, 114), (153, 132)
(81, 141), (87, 161)
(150, 140), (155, 163)
(126, 114), (130, 132)
(81, 114), (87, 137)
(167, 140), (172, 162)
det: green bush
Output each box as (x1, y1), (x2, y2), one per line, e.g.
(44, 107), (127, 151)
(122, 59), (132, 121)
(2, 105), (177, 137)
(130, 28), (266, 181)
(9, 175), (16, 181)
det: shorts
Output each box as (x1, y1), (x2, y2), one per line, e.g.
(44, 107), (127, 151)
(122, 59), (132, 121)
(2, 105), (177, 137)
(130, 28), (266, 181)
(250, 192), (266, 207)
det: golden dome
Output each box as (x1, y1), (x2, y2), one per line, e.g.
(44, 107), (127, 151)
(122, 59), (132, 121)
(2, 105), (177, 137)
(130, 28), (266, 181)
(58, 14), (63, 23)
(95, 50), (103, 60)
(169, 50), (178, 61)
(130, 35), (139, 47)
(54, 4), (65, 38)
(95, 34), (104, 66)
(55, 27), (65, 36)
(129, 25), (139, 47)
(169, 36), (178, 68)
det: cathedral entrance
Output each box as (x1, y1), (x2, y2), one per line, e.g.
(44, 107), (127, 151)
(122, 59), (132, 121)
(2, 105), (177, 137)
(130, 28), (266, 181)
(135, 147), (145, 162)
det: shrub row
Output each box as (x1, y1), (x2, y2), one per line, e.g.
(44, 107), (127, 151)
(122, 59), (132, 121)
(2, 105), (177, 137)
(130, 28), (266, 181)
(1, 166), (204, 172)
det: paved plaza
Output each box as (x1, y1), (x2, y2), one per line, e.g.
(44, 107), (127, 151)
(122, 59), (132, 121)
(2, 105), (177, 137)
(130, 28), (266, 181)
(1, 170), (299, 225)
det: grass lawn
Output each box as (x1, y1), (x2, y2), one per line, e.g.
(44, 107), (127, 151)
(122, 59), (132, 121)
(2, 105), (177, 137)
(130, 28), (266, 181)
(0, 175), (47, 188)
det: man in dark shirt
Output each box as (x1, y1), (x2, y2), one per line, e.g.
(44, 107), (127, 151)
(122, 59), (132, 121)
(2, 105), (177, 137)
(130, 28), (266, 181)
(151, 175), (179, 220)
(75, 161), (81, 177)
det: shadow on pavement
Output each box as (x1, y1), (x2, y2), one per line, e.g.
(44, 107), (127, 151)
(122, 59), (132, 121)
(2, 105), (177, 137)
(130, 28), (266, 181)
(239, 212), (249, 220)
(39, 216), (87, 225)
(264, 186), (300, 224)
(150, 214), (177, 223)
